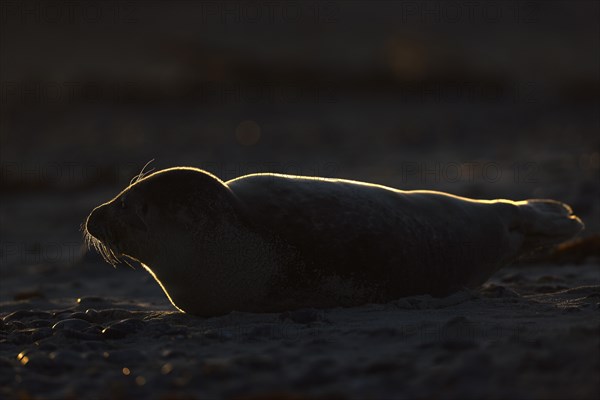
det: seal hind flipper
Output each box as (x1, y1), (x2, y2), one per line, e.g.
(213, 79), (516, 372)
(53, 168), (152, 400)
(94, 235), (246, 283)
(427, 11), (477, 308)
(513, 199), (584, 253)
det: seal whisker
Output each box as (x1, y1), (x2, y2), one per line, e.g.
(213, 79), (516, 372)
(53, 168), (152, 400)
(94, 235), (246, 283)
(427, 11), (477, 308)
(121, 255), (138, 270)
(130, 159), (156, 186)
(89, 236), (121, 267)
(83, 229), (93, 251)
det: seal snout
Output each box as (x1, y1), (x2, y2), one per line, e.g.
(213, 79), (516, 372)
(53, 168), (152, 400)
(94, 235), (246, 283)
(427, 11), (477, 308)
(85, 205), (107, 241)
(84, 204), (124, 265)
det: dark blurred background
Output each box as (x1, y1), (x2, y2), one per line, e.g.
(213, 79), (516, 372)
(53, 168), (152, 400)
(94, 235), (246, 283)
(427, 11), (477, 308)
(0, 0), (598, 270)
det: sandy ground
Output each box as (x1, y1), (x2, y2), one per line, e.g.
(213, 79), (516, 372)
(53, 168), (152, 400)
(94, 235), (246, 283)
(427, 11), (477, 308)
(0, 191), (598, 399)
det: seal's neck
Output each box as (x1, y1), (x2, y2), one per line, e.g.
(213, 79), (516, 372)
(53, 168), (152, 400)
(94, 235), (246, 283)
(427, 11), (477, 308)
(149, 216), (282, 316)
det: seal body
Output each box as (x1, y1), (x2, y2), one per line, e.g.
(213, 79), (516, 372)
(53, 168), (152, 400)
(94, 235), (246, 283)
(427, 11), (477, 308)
(85, 167), (584, 316)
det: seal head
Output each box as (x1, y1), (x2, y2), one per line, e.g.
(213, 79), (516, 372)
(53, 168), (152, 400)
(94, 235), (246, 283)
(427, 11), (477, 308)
(85, 167), (282, 316)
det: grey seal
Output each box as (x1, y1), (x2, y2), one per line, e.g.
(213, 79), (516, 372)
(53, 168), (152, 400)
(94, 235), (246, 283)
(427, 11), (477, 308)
(84, 167), (584, 316)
